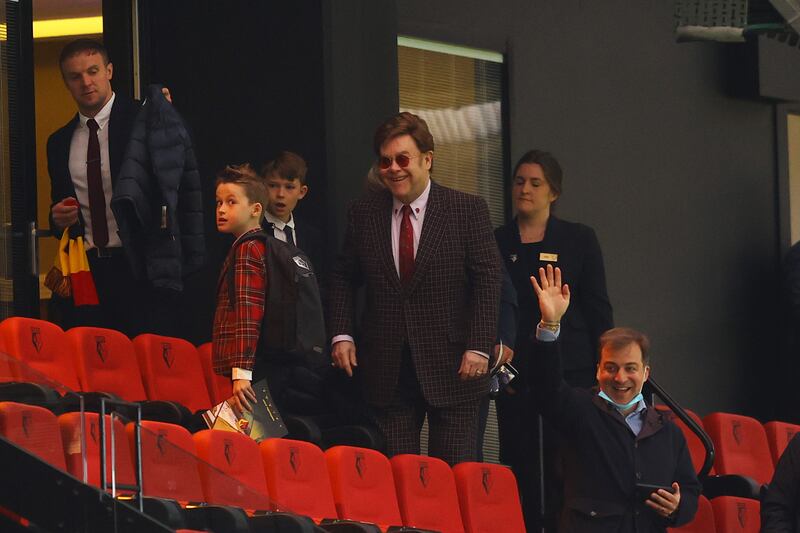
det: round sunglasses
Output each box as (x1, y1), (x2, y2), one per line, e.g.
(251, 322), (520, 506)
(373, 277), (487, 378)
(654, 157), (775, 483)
(377, 153), (423, 170)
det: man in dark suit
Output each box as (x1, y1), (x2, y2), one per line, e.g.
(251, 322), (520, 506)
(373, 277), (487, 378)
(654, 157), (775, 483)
(328, 112), (502, 465)
(529, 265), (699, 532)
(47, 39), (160, 337)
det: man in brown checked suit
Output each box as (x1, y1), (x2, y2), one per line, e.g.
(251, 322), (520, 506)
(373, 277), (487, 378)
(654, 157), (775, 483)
(328, 112), (502, 465)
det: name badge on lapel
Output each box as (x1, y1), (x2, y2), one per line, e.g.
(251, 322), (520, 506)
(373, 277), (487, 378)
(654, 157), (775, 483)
(539, 253), (558, 262)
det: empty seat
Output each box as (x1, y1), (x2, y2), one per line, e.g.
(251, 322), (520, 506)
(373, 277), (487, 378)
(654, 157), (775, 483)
(325, 445), (403, 529)
(126, 420), (205, 503)
(0, 401), (66, 471)
(259, 437), (337, 522)
(0, 317), (80, 391)
(703, 412), (772, 485)
(655, 405), (713, 475)
(67, 327), (148, 402)
(710, 496), (760, 532)
(391, 454), (464, 533)
(196, 342), (230, 406)
(764, 420), (800, 466)
(452, 462), (525, 533)
(667, 494), (715, 532)
(133, 334), (212, 413)
(192, 429), (272, 511)
(58, 411), (137, 492)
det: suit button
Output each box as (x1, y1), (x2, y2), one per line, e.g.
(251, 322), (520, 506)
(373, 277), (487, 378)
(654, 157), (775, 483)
(636, 472), (642, 479)
(589, 511), (597, 517)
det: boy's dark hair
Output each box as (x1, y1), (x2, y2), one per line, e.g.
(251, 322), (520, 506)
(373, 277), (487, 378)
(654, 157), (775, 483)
(215, 164), (267, 221)
(512, 149), (563, 199)
(261, 151), (308, 185)
(59, 39), (110, 71)
(599, 327), (652, 365)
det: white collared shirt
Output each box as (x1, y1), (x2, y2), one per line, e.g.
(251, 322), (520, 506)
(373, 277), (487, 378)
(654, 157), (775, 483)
(67, 92), (121, 249)
(264, 211), (297, 246)
(390, 179), (430, 276)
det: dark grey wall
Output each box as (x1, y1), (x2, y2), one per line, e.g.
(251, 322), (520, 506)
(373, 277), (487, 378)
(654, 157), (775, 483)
(137, 0), (397, 344)
(398, 0), (787, 417)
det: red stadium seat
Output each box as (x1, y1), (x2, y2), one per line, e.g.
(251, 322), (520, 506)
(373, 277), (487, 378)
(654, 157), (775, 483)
(325, 445), (403, 529)
(66, 327), (147, 402)
(259, 437), (337, 522)
(133, 334), (212, 413)
(452, 462), (525, 533)
(192, 429), (272, 511)
(763, 420), (800, 466)
(58, 411), (136, 492)
(667, 495), (715, 532)
(0, 317), (80, 391)
(655, 405), (714, 475)
(703, 412), (772, 485)
(196, 342), (230, 406)
(0, 401), (66, 471)
(391, 454), (464, 533)
(125, 420), (205, 503)
(710, 496), (760, 532)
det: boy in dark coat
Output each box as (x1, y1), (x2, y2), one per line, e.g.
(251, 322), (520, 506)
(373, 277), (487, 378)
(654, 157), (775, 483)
(529, 264), (700, 532)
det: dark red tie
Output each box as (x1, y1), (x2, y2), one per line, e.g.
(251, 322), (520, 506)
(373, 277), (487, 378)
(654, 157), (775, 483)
(86, 119), (108, 248)
(399, 205), (415, 284)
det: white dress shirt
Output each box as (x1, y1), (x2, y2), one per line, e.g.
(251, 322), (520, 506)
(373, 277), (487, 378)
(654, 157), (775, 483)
(264, 212), (297, 245)
(68, 92), (122, 249)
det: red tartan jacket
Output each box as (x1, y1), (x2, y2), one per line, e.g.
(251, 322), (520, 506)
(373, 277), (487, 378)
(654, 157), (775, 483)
(212, 228), (267, 375)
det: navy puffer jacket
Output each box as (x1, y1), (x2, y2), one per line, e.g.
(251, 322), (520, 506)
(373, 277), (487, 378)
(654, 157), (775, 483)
(111, 84), (205, 290)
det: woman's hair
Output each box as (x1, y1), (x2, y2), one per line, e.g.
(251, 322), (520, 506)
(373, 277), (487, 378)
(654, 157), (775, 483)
(512, 149), (563, 198)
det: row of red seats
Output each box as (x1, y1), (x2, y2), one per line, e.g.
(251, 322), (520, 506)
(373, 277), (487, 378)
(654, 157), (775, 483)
(0, 316), (227, 413)
(670, 495), (761, 533)
(658, 405), (800, 486)
(659, 406), (800, 532)
(0, 400), (526, 532)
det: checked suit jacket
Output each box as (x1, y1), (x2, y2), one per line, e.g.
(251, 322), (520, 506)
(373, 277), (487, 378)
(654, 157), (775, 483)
(328, 180), (502, 408)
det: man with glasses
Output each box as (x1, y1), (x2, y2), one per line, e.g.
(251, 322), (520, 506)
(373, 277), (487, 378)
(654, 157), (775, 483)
(328, 112), (502, 464)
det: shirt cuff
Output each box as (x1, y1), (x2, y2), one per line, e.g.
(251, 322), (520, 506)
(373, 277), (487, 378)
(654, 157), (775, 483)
(536, 324), (561, 342)
(331, 334), (354, 347)
(232, 367), (252, 381)
(469, 350), (490, 360)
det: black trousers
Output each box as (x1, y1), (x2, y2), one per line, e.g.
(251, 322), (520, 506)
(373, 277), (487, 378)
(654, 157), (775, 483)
(496, 366), (596, 533)
(371, 345), (480, 466)
(48, 249), (180, 338)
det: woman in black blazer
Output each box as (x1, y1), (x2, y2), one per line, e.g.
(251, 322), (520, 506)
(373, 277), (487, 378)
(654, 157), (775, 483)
(493, 149), (613, 531)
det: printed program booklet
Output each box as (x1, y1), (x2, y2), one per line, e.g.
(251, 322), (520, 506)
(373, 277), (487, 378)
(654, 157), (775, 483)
(202, 378), (287, 441)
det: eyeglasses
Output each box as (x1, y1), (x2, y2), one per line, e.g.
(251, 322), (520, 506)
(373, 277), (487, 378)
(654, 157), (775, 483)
(378, 153), (420, 170)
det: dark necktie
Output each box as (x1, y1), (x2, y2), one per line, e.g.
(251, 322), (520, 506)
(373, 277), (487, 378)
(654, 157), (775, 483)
(284, 225), (295, 246)
(86, 119), (109, 247)
(399, 205), (415, 284)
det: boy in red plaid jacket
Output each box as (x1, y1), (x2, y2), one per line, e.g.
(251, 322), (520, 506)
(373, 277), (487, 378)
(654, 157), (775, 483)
(212, 164), (268, 414)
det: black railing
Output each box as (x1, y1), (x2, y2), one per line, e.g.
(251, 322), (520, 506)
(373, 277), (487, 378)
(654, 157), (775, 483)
(647, 378), (715, 479)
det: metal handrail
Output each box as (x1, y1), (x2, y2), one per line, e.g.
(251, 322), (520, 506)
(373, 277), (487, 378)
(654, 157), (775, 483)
(647, 378), (715, 479)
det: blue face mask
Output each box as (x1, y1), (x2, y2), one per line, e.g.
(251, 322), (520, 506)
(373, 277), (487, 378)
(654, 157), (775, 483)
(598, 390), (643, 412)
